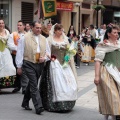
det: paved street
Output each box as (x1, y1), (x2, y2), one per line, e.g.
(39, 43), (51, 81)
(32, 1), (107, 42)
(0, 62), (104, 120)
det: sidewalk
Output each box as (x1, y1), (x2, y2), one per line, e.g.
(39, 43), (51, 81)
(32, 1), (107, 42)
(76, 70), (99, 111)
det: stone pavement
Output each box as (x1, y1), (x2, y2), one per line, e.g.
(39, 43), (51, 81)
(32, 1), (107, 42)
(77, 70), (98, 110)
(0, 63), (105, 120)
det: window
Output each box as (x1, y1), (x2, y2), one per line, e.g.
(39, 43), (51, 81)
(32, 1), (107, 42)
(0, 0), (12, 30)
(21, 2), (34, 24)
(82, 3), (90, 9)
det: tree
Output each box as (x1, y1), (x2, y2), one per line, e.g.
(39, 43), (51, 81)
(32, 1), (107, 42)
(92, 4), (106, 11)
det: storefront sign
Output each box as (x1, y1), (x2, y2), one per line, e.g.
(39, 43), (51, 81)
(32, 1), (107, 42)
(57, 2), (73, 11)
(42, 0), (57, 18)
(114, 12), (120, 17)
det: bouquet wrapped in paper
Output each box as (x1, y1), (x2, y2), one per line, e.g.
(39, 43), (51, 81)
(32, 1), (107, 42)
(62, 41), (77, 68)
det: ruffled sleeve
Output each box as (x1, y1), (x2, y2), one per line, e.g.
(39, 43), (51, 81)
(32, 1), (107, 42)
(95, 45), (106, 62)
(95, 43), (120, 62)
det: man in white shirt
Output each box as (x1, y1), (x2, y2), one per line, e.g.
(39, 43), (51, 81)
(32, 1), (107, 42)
(16, 21), (50, 115)
(99, 24), (106, 43)
(89, 24), (99, 39)
(25, 23), (31, 32)
(8, 20), (27, 93)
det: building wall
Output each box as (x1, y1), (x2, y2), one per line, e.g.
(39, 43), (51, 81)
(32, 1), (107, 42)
(60, 11), (71, 34)
(80, 8), (93, 26)
(102, 0), (111, 5)
(72, 6), (79, 34)
(59, 0), (102, 34)
(58, 2), (79, 35)
(11, 0), (37, 31)
(80, 1), (101, 31)
(0, 0), (12, 30)
(57, 0), (83, 34)
(102, 0), (120, 6)
(102, 0), (120, 25)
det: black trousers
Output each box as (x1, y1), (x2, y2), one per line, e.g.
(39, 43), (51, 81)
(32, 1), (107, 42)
(11, 54), (21, 89)
(74, 53), (80, 67)
(116, 116), (120, 120)
(22, 60), (44, 110)
(21, 68), (29, 92)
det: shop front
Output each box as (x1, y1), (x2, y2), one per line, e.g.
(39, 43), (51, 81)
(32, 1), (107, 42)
(0, 0), (12, 30)
(56, 1), (74, 34)
(50, 0), (82, 35)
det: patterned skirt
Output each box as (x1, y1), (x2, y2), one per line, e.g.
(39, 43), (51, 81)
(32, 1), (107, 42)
(97, 65), (120, 115)
(39, 61), (76, 112)
(0, 76), (16, 88)
(81, 44), (95, 63)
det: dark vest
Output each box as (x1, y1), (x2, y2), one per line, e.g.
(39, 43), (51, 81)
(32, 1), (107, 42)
(103, 50), (120, 68)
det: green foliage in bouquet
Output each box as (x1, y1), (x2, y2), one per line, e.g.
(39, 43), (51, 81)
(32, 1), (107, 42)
(63, 41), (77, 68)
(95, 38), (101, 43)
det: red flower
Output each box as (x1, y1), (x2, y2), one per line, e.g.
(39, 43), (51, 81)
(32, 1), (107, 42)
(51, 55), (56, 60)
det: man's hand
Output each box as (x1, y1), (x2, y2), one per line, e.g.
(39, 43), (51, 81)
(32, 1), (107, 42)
(39, 56), (45, 63)
(17, 68), (22, 75)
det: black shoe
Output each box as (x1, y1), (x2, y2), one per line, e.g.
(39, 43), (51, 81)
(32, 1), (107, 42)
(36, 107), (44, 115)
(22, 90), (25, 95)
(21, 104), (32, 110)
(12, 87), (20, 93)
(116, 116), (120, 120)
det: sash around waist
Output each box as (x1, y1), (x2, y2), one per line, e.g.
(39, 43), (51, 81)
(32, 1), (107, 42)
(0, 40), (7, 52)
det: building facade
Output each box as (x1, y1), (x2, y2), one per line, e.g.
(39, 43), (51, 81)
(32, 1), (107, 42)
(51, 0), (83, 35)
(102, 0), (120, 26)
(55, 0), (102, 35)
(0, 0), (38, 31)
(0, 0), (12, 29)
(0, 0), (103, 34)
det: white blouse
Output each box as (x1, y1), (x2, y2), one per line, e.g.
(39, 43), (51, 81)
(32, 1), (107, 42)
(95, 41), (120, 62)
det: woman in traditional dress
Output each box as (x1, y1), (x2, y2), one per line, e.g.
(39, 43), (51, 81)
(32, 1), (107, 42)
(0, 19), (16, 89)
(94, 25), (120, 120)
(40, 24), (77, 112)
(67, 25), (76, 43)
(81, 29), (95, 65)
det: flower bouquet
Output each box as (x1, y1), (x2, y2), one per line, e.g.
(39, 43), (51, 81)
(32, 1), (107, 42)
(62, 41), (77, 68)
(95, 38), (101, 44)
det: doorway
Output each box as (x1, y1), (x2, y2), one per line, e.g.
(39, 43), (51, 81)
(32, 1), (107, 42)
(82, 14), (90, 29)
(71, 12), (77, 30)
